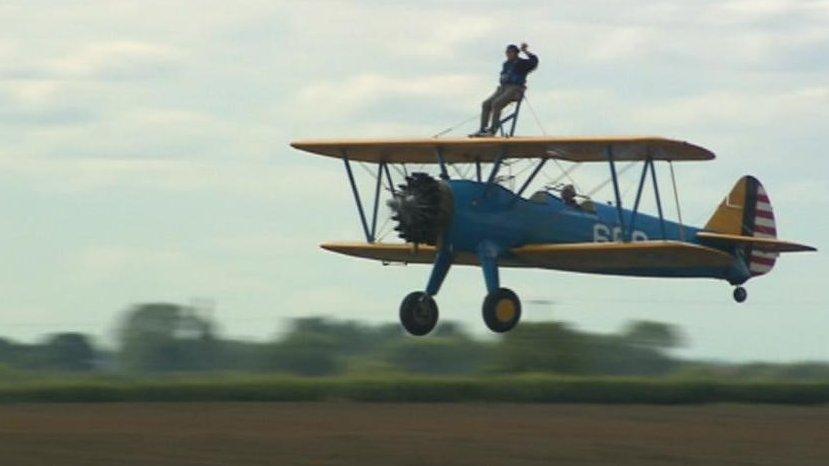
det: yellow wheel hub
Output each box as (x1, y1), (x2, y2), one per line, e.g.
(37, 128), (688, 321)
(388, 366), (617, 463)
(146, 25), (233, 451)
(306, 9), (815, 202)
(495, 299), (516, 323)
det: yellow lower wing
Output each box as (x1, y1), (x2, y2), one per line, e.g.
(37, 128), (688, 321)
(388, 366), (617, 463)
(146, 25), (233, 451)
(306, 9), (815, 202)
(321, 242), (504, 266)
(321, 242), (437, 264)
(322, 240), (734, 272)
(696, 232), (816, 253)
(510, 241), (734, 271)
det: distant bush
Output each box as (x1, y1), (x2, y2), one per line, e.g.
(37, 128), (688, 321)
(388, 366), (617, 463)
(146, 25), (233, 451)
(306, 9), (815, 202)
(384, 337), (490, 375)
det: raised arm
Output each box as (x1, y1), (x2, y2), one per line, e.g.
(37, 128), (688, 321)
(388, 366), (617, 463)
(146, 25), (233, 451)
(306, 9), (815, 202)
(519, 42), (538, 72)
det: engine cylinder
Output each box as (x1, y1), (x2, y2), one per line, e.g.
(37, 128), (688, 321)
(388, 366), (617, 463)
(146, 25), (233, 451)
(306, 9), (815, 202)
(387, 173), (453, 245)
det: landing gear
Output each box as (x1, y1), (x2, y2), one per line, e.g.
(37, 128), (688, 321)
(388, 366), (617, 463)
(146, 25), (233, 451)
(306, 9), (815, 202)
(482, 288), (522, 333)
(400, 291), (439, 336)
(733, 286), (747, 303)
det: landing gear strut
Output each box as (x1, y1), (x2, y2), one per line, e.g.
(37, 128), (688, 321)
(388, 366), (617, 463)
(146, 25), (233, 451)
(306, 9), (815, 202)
(478, 240), (521, 333)
(733, 286), (747, 303)
(399, 291), (439, 336)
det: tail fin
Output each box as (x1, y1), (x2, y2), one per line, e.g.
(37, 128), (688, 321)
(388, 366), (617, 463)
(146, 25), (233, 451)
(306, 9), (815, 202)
(704, 176), (778, 276)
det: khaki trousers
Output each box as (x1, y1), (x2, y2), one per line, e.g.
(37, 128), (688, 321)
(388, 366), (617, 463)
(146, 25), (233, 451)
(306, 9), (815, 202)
(480, 84), (524, 132)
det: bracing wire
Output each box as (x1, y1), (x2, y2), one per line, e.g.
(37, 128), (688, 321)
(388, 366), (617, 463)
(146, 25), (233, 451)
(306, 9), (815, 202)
(543, 162), (583, 188)
(620, 162), (642, 199)
(449, 163), (465, 179)
(357, 161), (380, 182)
(375, 215), (394, 242)
(432, 114), (478, 138)
(585, 161), (638, 197)
(523, 94), (582, 191)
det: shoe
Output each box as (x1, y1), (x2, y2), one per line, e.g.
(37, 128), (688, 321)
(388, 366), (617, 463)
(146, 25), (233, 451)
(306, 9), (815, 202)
(468, 129), (488, 137)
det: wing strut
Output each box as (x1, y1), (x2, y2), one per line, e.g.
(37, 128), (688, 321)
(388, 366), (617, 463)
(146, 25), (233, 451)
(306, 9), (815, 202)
(668, 161), (686, 241)
(629, 157), (650, 236)
(606, 145), (627, 241)
(516, 157), (548, 197)
(649, 157), (667, 239)
(342, 151), (387, 243)
(435, 147), (449, 180)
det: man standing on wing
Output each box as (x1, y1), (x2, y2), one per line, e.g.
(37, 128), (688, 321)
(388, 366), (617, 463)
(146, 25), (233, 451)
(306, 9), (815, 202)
(471, 42), (539, 137)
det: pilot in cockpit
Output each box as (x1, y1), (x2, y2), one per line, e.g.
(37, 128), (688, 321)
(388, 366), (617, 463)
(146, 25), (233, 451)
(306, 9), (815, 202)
(561, 184), (578, 207)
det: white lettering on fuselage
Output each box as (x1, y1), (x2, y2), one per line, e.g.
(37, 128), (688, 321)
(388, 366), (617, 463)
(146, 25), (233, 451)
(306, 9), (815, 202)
(593, 224), (648, 242)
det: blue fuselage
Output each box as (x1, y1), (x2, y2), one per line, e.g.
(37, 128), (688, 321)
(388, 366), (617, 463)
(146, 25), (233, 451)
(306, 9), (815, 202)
(444, 180), (748, 282)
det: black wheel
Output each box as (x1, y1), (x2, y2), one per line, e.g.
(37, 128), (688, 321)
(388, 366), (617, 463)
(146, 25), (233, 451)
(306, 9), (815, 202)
(399, 291), (439, 336)
(733, 286), (747, 303)
(482, 288), (521, 333)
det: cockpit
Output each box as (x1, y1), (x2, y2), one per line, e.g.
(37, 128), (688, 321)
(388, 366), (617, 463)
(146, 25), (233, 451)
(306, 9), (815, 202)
(529, 184), (596, 213)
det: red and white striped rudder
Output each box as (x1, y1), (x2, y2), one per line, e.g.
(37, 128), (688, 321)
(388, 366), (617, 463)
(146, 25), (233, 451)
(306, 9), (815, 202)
(748, 181), (778, 276)
(703, 175), (779, 277)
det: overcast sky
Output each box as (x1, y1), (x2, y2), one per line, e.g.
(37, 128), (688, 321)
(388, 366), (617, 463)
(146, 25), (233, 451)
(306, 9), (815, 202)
(0, 0), (826, 361)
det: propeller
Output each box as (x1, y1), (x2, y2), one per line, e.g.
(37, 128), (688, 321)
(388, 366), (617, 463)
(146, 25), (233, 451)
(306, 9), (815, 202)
(387, 172), (453, 246)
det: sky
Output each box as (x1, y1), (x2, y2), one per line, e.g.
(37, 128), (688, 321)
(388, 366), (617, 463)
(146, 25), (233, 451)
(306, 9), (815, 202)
(0, 0), (826, 361)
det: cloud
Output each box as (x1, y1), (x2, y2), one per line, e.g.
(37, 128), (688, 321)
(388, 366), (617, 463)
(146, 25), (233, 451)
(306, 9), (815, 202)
(295, 73), (483, 120)
(0, 154), (347, 202)
(47, 41), (183, 80)
(69, 243), (277, 297)
(0, 80), (98, 126)
(633, 86), (829, 130)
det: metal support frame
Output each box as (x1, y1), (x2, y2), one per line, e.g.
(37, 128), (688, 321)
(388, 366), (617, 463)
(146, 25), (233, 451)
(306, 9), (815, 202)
(343, 155), (372, 242)
(497, 96), (523, 138)
(668, 161), (686, 241)
(482, 148), (507, 198)
(516, 157), (548, 197)
(435, 147), (450, 180)
(486, 149), (506, 185)
(649, 158), (667, 240)
(370, 162), (384, 240)
(383, 163), (395, 194)
(475, 159), (482, 182)
(605, 145), (627, 241)
(628, 158), (651, 237)
(342, 152), (387, 244)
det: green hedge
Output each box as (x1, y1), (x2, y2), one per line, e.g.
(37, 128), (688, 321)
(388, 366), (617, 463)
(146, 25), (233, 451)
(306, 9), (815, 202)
(0, 376), (826, 404)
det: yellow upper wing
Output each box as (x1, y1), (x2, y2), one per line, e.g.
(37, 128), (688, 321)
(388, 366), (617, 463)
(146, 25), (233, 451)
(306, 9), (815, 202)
(291, 136), (714, 164)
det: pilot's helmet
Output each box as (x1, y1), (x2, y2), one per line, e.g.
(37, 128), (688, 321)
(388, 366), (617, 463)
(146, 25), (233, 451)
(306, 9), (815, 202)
(561, 184), (576, 202)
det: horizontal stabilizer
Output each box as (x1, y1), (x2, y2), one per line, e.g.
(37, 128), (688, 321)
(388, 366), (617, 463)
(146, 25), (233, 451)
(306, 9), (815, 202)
(510, 241), (733, 271)
(696, 232), (816, 253)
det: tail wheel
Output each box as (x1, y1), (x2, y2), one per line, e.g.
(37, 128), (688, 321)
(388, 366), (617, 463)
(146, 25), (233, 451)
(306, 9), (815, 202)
(482, 288), (521, 333)
(400, 291), (439, 336)
(733, 286), (747, 303)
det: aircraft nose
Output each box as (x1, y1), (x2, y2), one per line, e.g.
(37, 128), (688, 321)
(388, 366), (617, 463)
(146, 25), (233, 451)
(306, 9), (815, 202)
(387, 172), (453, 246)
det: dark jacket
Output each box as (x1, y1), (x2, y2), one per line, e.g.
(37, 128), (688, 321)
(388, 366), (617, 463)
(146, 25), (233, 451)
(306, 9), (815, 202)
(499, 52), (539, 86)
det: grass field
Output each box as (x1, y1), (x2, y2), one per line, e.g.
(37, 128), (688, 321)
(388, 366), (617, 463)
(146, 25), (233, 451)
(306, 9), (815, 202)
(0, 402), (827, 466)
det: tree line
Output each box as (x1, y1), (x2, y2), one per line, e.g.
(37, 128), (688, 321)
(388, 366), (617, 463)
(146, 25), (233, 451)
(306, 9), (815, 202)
(1, 302), (827, 381)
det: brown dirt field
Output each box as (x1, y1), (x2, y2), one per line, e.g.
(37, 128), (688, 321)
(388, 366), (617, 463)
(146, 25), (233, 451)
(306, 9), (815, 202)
(0, 403), (827, 466)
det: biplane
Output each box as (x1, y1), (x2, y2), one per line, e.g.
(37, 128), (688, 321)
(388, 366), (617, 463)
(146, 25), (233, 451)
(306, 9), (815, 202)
(291, 134), (816, 336)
